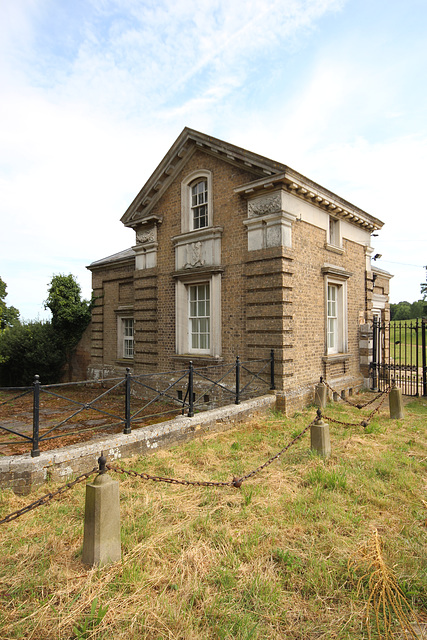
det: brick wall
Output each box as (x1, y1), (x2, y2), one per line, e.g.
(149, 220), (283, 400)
(87, 148), (379, 413)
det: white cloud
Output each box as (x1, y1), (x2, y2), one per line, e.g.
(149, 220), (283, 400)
(1, 0), (426, 320)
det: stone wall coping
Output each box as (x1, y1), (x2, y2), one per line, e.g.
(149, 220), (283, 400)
(0, 395), (276, 494)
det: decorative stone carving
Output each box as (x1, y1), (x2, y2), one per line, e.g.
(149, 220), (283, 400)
(244, 190), (298, 251)
(172, 227), (223, 271)
(133, 223), (158, 270)
(136, 228), (156, 244)
(248, 194), (281, 218)
(184, 241), (205, 268)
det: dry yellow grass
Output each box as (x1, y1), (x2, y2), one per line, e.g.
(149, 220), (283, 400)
(0, 393), (426, 639)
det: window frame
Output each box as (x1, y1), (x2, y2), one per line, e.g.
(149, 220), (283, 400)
(181, 170), (213, 234)
(190, 179), (209, 231)
(188, 282), (211, 353)
(175, 271), (221, 357)
(322, 266), (351, 356)
(327, 283), (339, 354)
(117, 315), (134, 360)
(326, 215), (343, 251)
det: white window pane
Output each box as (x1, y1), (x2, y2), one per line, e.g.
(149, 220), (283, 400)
(122, 318), (134, 358)
(191, 180), (208, 230)
(188, 283), (210, 352)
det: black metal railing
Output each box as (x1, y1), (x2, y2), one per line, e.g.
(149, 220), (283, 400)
(0, 351), (275, 456)
(371, 318), (427, 396)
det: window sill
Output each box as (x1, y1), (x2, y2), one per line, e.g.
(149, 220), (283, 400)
(322, 353), (350, 364)
(172, 354), (224, 365)
(324, 243), (344, 255)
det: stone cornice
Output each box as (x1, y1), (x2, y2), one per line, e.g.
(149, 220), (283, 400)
(235, 173), (383, 232)
(121, 127), (384, 234)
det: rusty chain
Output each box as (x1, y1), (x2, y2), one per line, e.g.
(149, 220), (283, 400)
(0, 422), (314, 527)
(0, 388), (394, 525)
(106, 464), (236, 487)
(321, 378), (390, 409)
(107, 419), (315, 489)
(323, 385), (392, 429)
(0, 468), (98, 525)
(232, 418), (316, 485)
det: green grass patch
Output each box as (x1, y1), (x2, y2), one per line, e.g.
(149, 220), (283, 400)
(0, 393), (426, 639)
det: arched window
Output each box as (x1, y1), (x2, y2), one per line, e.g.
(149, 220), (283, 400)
(191, 179), (208, 230)
(181, 170), (213, 233)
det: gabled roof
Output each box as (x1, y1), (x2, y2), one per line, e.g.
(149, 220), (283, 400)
(121, 127), (287, 228)
(121, 127), (383, 232)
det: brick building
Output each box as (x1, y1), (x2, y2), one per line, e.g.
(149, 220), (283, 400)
(87, 128), (390, 413)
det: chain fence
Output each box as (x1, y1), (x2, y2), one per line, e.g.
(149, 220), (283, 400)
(320, 377), (391, 410)
(107, 417), (317, 489)
(0, 385), (393, 525)
(321, 379), (392, 428)
(0, 468), (98, 525)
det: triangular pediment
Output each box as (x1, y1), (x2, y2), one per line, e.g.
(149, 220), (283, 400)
(120, 127), (287, 228)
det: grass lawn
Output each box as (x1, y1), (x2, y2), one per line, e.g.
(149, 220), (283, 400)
(389, 319), (425, 367)
(0, 393), (426, 639)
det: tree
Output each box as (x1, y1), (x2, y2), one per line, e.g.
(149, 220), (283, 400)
(0, 321), (64, 386)
(0, 274), (93, 385)
(45, 274), (92, 345)
(390, 299), (426, 321)
(390, 301), (412, 321)
(0, 277), (20, 331)
(44, 274), (94, 379)
(421, 273), (427, 315)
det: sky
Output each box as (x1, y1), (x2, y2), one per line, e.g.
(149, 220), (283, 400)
(1, 0), (426, 321)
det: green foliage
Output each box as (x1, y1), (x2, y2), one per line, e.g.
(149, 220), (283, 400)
(390, 299), (426, 320)
(0, 277), (20, 332)
(72, 597), (109, 639)
(45, 274), (93, 352)
(0, 274), (92, 386)
(305, 465), (347, 491)
(0, 320), (64, 386)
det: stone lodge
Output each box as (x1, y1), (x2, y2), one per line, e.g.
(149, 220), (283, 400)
(87, 128), (391, 414)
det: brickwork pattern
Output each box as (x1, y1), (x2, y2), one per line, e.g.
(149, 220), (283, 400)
(87, 148), (383, 412)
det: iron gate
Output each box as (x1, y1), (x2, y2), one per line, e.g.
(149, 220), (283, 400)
(371, 317), (427, 396)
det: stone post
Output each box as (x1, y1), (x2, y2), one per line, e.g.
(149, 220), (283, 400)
(82, 454), (121, 567)
(314, 378), (327, 409)
(310, 410), (331, 458)
(389, 383), (404, 420)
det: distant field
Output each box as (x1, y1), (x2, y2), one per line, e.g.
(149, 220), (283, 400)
(388, 319), (425, 366)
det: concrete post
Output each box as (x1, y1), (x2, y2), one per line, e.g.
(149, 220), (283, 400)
(82, 461), (121, 567)
(314, 380), (327, 409)
(310, 410), (331, 458)
(389, 385), (404, 420)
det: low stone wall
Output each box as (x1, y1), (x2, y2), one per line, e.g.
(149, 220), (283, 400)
(0, 394), (276, 495)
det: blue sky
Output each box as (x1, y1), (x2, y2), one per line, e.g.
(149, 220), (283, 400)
(1, 0), (426, 320)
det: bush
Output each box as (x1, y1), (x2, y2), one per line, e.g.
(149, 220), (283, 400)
(0, 320), (65, 386)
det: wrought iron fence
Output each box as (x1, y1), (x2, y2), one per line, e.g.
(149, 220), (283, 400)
(0, 351), (275, 457)
(371, 318), (427, 396)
